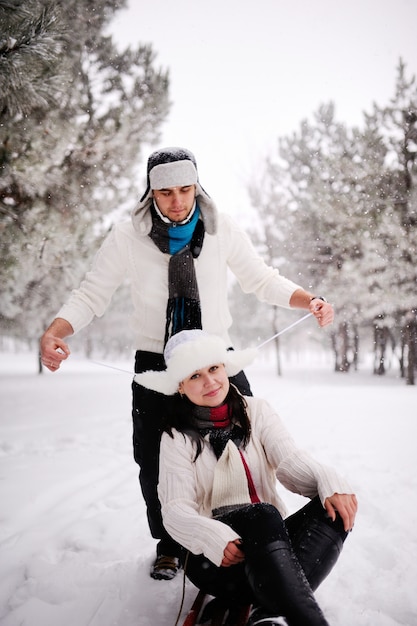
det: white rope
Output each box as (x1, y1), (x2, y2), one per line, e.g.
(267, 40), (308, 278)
(85, 359), (133, 374)
(74, 313), (313, 374)
(256, 312), (313, 349)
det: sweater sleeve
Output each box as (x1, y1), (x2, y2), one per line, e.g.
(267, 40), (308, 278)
(221, 214), (302, 308)
(56, 225), (128, 333)
(158, 432), (240, 567)
(248, 398), (353, 506)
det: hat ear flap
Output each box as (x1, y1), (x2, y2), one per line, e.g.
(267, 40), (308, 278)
(132, 194), (153, 235)
(134, 370), (178, 396)
(224, 348), (258, 377)
(195, 183), (217, 235)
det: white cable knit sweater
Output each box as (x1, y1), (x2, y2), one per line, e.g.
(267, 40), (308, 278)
(158, 396), (353, 567)
(56, 213), (301, 354)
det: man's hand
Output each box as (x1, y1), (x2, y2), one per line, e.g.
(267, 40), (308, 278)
(309, 299), (334, 327)
(40, 318), (73, 372)
(289, 289), (334, 327)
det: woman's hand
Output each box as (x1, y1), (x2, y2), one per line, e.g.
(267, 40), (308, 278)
(324, 493), (358, 532)
(221, 539), (245, 567)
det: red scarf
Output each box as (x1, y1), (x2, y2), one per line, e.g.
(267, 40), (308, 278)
(209, 404), (230, 428)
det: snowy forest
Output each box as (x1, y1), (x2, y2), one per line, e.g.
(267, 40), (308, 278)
(1, 1), (416, 383)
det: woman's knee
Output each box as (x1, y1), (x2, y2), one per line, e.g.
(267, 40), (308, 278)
(286, 496), (347, 543)
(220, 503), (287, 551)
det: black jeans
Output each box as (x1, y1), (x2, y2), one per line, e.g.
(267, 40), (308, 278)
(184, 498), (348, 605)
(132, 349), (253, 554)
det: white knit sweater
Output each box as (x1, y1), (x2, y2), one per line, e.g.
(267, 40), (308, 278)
(56, 213), (301, 354)
(158, 396), (353, 567)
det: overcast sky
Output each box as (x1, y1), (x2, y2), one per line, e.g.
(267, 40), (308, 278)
(110, 0), (417, 216)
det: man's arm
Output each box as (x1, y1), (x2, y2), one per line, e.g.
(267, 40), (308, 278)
(40, 318), (74, 371)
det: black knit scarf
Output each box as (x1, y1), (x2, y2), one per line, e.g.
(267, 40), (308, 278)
(149, 204), (205, 346)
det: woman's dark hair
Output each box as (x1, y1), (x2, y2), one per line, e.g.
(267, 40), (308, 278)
(163, 384), (251, 461)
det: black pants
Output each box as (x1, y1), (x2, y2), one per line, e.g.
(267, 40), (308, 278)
(132, 349), (253, 555)
(184, 498), (348, 606)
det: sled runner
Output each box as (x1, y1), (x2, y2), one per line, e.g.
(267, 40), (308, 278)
(181, 589), (251, 626)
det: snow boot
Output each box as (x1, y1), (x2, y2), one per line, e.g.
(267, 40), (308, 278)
(150, 554), (180, 580)
(245, 539), (330, 626)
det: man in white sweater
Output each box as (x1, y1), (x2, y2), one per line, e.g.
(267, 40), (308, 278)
(40, 147), (334, 580)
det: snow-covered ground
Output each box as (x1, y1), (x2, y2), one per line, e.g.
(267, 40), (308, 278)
(1, 348), (416, 626)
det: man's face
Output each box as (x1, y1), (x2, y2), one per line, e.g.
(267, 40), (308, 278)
(152, 185), (196, 222)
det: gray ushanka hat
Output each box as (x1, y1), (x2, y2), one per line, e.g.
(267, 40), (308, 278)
(132, 147), (218, 236)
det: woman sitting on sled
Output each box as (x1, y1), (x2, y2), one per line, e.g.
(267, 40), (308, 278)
(135, 330), (358, 626)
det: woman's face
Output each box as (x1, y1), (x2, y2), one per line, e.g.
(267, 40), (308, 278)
(179, 363), (230, 407)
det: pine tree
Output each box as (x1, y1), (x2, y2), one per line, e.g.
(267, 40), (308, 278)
(245, 60), (416, 381)
(0, 0), (170, 346)
(243, 157), (309, 374)
(276, 103), (364, 371)
(361, 60), (417, 382)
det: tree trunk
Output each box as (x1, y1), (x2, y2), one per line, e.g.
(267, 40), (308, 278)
(331, 321), (351, 372)
(373, 323), (387, 375)
(352, 324), (360, 371)
(403, 314), (416, 385)
(274, 336), (282, 377)
(272, 307), (282, 376)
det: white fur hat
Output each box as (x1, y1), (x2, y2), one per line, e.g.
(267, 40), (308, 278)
(134, 330), (257, 396)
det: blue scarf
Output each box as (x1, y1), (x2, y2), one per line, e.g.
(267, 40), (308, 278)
(149, 205), (205, 346)
(167, 207), (200, 254)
